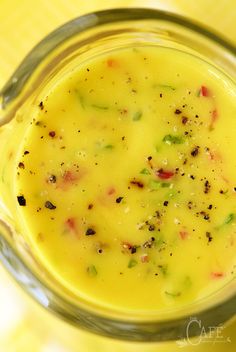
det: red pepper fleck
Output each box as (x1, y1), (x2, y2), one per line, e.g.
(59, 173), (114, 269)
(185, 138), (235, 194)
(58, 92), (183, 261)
(211, 272), (224, 279)
(179, 230), (189, 240)
(200, 85), (210, 97)
(209, 150), (222, 161)
(182, 116), (188, 125)
(212, 109), (218, 122)
(121, 241), (137, 254)
(156, 168), (174, 180)
(209, 109), (218, 130)
(209, 151), (215, 160)
(49, 131), (56, 138)
(107, 59), (119, 68)
(58, 168), (86, 190)
(107, 187), (116, 195)
(63, 170), (78, 183)
(140, 254), (149, 263)
(65, 217), (78, 234)
(122, 241), (133, 250)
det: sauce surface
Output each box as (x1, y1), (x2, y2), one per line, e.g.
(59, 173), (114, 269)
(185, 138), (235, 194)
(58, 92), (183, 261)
(15, 46), (236, 312)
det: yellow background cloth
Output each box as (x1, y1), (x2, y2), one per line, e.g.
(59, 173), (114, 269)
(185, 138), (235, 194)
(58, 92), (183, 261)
(0, 0), (236, 351)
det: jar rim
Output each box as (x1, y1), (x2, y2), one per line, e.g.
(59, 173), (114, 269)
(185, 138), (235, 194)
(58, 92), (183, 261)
(1, 7), (235, 109)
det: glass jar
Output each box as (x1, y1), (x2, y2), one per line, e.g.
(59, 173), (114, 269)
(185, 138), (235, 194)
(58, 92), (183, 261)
(0, 8), (236, 343)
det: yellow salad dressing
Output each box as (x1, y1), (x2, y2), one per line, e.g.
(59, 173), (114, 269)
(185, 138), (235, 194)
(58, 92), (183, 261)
(5, 46), (236, 313)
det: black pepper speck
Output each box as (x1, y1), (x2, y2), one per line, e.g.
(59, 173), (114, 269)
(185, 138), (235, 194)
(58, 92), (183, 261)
(191, 146), (200, 157)
(45, 201), (56, 210)
(17, 195), (26, 206)
(116, 197), (123, 204)
(86, 228), (96, 236)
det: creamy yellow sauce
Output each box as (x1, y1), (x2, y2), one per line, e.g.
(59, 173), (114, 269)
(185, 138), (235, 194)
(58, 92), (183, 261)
(10, 46), (236, 312)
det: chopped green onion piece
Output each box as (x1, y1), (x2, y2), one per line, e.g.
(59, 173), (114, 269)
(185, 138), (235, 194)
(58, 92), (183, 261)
(91, 104), (109, 110)
(158, 264), (168, 276)
(165, 291), (181, 297)
(133, 111), (142, 121)
(128, 259), (138, 268)
(154, 236), (165, 248)
(149, 180), (170, 190)
(216, 213), (235, 230)
(104, 144), (114, 149)
(140, 168), (151, 175)
(76, 91), (85, 109)
(163, 134), (184, 145)
(166, 190), (178, 198)
(87, 265), (97, 277)
(161, 182), (171, 188)
(224, 213), (235, 225)
(153, 84), (176, 91)
(224, 213), (235, 224)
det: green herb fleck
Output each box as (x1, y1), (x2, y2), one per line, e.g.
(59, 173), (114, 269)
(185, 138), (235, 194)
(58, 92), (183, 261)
(133, 111), (142, 121)
(223, 213), (235, 225)
(154, 236), (165, 248)
(163, 134), (184, 145)
(149, 180), (170, 190)
(104, 144), (114, 149)
(153, 84), (176, 91)
(91, 104), (109, 110)
(128, 259), (138, 268)
(165, 291), (181, 297)
(140, 168), (151, 175)
(87, 265), (97, 277)
(216, 213), (235, 230)
(158, 264), (168, 276)
(76, 91), (85, 109)
(166, 190), (178, 199)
